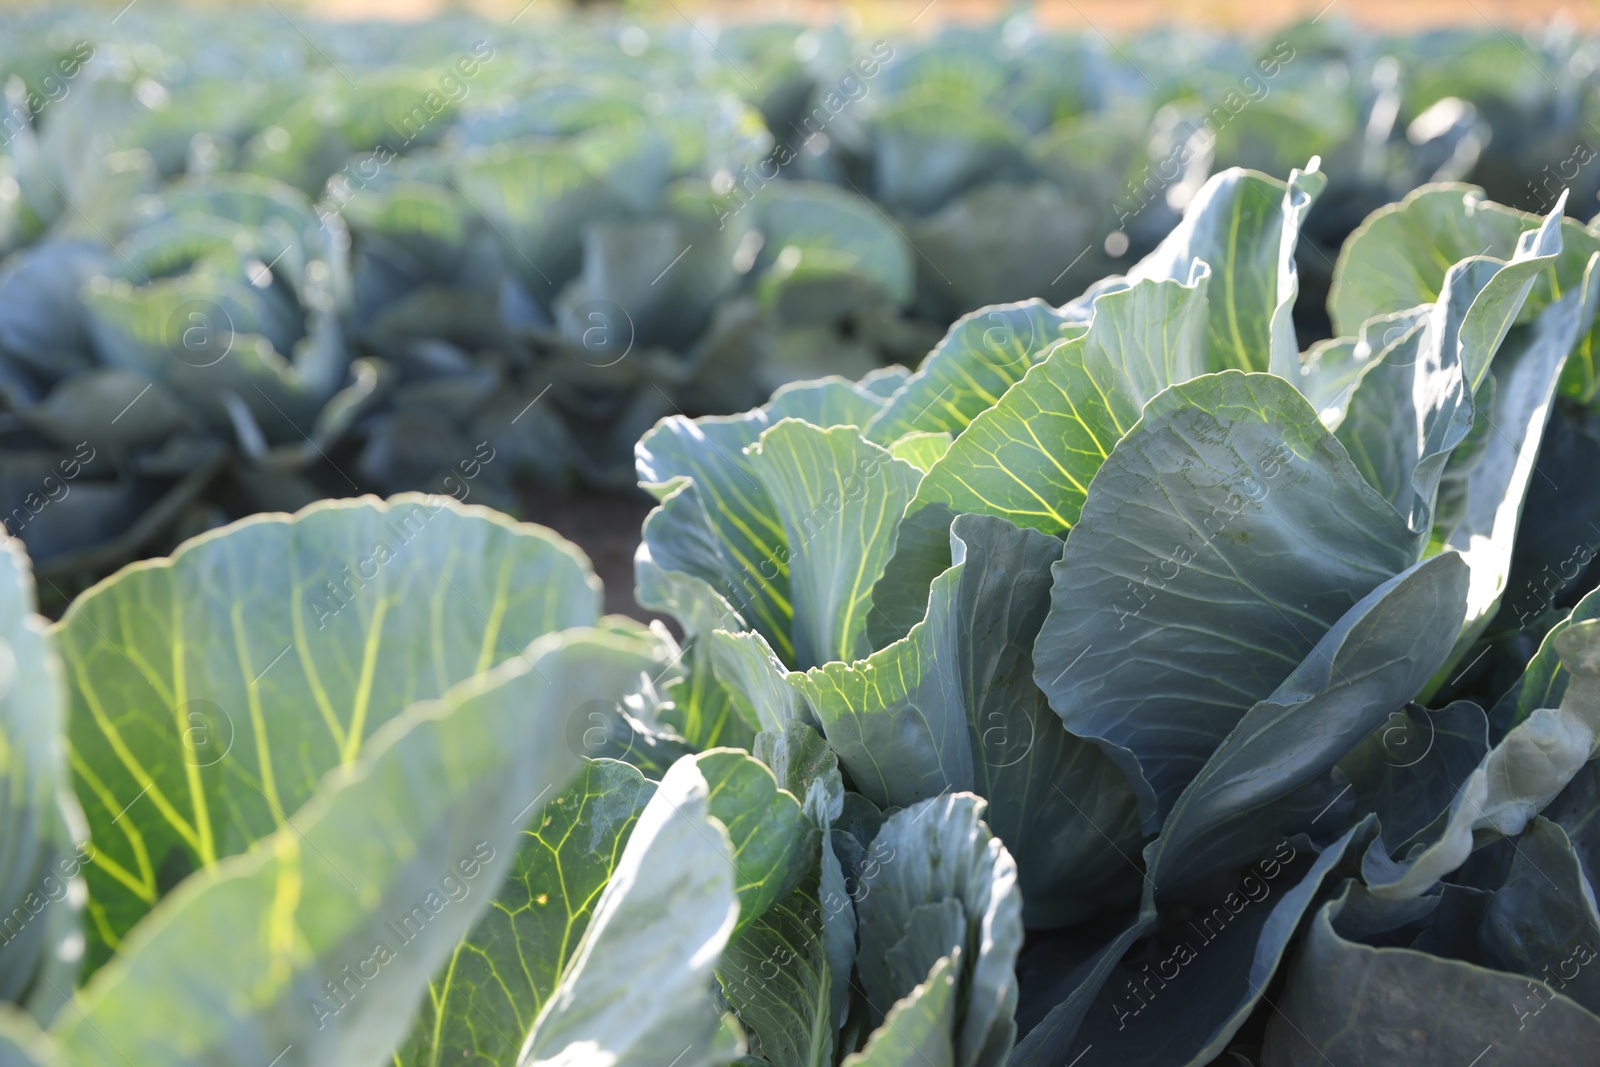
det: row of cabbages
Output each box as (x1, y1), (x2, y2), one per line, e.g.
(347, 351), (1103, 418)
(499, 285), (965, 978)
(626, 164), (1600, 1063)
(3, 10), (1598, 587)
(2, 162), (1600, 1066)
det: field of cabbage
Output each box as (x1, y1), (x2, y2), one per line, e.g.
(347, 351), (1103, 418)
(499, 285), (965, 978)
(3, 9), (1600, 592)
(6, 6), (1600, 1067)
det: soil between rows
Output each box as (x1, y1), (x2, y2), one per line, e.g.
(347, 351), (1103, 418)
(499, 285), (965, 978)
(522, 487), (661, 625)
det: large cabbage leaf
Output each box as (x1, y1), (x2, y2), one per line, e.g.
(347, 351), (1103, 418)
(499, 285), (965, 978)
(1033, 371), (1418, 826)
(49, 624), (628, 1067)
(54, 495), (602, 969)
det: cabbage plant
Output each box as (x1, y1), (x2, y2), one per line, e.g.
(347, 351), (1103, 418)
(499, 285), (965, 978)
(0, 172), (376, 582)
(0, 488), (1023, 1067)
(628, 163), (1600, 1064)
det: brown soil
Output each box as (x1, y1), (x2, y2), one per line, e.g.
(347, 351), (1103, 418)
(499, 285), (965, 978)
(522, 488), (662, 624)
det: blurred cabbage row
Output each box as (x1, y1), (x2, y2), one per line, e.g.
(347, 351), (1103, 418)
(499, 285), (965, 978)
(2, 7), (1598, 589)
